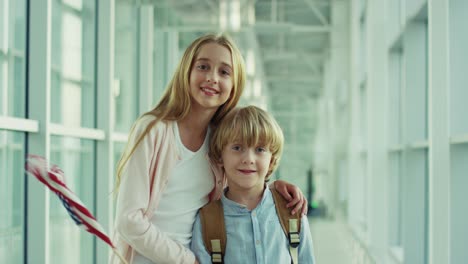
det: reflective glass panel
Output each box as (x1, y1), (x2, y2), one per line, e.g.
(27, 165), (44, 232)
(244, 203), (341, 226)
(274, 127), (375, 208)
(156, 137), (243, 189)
(114, 2), (138, 133)
(50, 0), (96, 128)
(0, 130), (25, 263)
(49, 135), (95, 264)
(0, 0), (26, 117)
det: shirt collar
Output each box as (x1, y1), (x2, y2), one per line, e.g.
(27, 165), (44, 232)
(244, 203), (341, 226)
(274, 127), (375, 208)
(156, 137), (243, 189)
(221, 185), (272, 215)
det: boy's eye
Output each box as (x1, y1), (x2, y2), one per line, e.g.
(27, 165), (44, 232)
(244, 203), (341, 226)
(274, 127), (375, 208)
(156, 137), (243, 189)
(231, 145), (242, 151)
(256, 147), (267, 153)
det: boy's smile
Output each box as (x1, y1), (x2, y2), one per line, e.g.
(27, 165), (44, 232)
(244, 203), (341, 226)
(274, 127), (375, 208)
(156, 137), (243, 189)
(238, 169), (256, 174)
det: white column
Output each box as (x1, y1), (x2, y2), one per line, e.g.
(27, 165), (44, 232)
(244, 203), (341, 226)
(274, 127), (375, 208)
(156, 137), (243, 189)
(96, 0), (115, 263)
(27, 0), (52, 263)
(427, 1), (450, 263)
(167, 31), (179, 77)
(366, 0), (389, 259)
(327, 0), (351, 218)
(402, 21), (428, 264)
(138, 5), (154, 114)
(347, 0), (362, 227)
(0, 0), (9, 115)
(153, 29), (167, 99)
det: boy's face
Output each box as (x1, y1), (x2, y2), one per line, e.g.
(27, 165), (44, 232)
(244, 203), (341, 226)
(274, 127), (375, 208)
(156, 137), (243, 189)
(221, 142), (272, 191)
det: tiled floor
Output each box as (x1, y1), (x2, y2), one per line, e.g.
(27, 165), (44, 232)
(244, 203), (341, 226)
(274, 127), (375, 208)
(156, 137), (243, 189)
(309, 216), (354, 264)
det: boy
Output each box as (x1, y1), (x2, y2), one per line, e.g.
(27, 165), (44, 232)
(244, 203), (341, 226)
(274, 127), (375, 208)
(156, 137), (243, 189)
(191, 105), (316, 264)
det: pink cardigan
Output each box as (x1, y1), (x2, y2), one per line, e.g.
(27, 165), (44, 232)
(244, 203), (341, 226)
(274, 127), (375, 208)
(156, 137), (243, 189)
(110, 116), (225, 264)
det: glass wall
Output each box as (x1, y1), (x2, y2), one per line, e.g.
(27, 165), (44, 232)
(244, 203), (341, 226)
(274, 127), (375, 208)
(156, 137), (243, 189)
(388, 51), (403, 254)
(114, 2), (138, 133)
(0, 131), (25, 263)
(449, 0), (468, 262)
(0, 0), (27, 263)
(0, 0), (26, 117)
(50, 0), (96, 128)
(49, 136), (95, 264)
(48, 0), (97, 261)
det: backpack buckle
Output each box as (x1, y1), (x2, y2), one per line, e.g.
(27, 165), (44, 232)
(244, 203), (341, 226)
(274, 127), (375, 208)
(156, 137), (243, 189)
(288, 231), (300, 248)
(210, 239), (223, 263)
(211, 252), (223, 263)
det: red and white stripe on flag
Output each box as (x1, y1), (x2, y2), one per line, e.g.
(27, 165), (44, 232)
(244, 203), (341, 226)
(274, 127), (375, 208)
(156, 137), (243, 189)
(25, 154), (115, 250)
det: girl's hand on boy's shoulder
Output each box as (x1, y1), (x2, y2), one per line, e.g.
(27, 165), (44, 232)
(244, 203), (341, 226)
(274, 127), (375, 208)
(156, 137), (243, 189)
(274, 180), (308, 216)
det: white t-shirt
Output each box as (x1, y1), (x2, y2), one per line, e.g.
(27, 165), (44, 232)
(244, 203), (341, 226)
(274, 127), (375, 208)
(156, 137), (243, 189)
(133, 123), (214, 263)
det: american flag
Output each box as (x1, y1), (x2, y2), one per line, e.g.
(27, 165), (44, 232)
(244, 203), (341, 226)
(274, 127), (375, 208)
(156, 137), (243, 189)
(25, 154), (127, 264)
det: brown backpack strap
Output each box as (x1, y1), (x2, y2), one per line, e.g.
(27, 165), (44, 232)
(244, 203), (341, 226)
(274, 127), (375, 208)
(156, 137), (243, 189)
(268, 184), (302, 238)
(269, 184), (301, 264)
(199, 200), (226, 263)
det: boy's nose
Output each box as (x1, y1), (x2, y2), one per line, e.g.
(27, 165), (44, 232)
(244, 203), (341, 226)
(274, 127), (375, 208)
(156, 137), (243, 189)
(242, 151), (255, 164)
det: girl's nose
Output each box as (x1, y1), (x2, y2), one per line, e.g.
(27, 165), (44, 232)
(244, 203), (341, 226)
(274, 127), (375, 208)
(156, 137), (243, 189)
(206, 72), (218, 84)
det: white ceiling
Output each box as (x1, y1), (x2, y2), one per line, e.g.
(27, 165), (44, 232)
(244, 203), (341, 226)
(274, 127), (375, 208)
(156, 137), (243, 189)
(147, 0), (333, 175)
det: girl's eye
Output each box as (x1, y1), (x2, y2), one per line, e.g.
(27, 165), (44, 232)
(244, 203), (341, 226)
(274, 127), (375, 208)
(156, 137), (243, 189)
(221, 69), (231, 76)
(197, 64), (209, 70)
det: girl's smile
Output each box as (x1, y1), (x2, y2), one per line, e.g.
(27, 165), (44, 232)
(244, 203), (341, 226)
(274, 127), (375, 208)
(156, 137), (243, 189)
(200, 86), (219, 96)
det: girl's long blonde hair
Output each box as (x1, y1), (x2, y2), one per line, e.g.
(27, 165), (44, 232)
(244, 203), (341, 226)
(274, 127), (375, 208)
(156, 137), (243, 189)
(114, 33), (246, 192)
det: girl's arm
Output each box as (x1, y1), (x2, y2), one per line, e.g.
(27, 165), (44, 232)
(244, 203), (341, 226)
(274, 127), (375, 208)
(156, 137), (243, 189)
(115, 116), (195, 263)
(273, 180), (308, 215)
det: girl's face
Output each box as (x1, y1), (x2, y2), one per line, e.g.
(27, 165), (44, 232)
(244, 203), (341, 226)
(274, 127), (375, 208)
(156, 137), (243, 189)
(221, 143), (272, 192)
(189, 43), (234, 112)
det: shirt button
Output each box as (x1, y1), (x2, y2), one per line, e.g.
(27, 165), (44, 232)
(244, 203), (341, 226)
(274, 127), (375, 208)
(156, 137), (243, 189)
(256, 240), (261, 245)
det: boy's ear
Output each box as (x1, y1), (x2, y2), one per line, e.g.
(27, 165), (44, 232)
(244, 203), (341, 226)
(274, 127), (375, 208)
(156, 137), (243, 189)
(269, 157), (277, 170)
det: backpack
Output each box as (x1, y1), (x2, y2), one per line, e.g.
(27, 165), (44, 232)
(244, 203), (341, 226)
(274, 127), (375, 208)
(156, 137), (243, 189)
(199, 184), (302, 264)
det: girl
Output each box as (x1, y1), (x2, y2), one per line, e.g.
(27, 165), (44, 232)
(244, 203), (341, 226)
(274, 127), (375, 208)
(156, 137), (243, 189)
(110, 33), (306, 264)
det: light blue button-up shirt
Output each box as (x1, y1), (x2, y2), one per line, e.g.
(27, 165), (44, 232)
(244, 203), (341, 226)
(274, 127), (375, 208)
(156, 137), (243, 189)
(191, 186), (316, 264)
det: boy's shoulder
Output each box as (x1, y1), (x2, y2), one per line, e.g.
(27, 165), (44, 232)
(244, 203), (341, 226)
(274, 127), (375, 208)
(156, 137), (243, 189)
(198, 199), (226, 261)
(267, 185), (302, 237)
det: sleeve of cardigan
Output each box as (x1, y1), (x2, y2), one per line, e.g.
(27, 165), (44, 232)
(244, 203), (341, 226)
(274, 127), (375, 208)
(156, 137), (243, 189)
(114, 116), (195, 264)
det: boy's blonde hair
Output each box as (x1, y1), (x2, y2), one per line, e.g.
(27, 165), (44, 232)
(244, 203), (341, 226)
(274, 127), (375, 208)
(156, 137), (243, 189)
(209, 105), (284, 180)
(115, 33), (246, 191)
